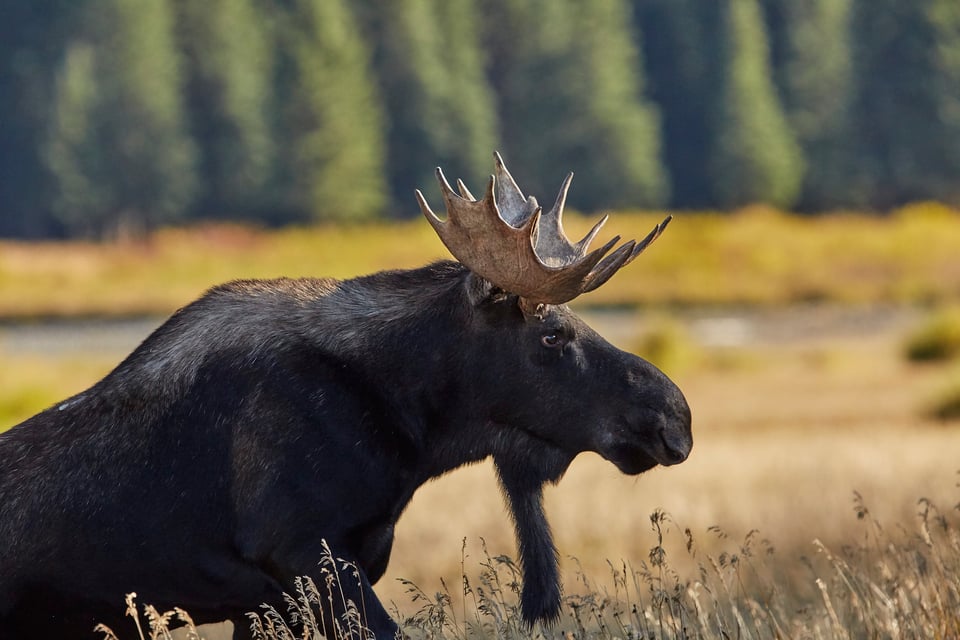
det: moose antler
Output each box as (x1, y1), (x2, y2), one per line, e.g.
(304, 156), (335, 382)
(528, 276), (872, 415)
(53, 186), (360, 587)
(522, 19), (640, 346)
(416, 152), (671, 308)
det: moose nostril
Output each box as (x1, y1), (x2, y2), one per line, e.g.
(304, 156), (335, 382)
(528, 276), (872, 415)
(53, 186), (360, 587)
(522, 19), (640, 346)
(659, 429), (690, 464)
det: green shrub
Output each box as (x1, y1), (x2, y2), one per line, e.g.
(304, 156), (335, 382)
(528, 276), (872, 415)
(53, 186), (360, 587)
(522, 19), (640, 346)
(927, 377), (960, 421)
(904, 307), (960, 362)
(633, 318), (700, 376)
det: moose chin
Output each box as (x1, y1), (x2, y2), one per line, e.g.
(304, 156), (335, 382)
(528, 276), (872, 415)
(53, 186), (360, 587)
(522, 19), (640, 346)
(0, 153), (691, 639)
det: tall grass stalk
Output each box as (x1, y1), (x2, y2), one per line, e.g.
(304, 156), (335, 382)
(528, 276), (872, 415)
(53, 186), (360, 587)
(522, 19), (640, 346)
(98, 483), (959, 640)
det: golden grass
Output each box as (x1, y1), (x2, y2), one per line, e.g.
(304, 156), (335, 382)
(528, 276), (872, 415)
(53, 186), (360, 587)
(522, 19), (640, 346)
(0, 351), (116, 428)
(3, 206), (960, 637)
(2, 203), (960, 318)
(0, 221), (448, 319)
(109, 486), (960, 639)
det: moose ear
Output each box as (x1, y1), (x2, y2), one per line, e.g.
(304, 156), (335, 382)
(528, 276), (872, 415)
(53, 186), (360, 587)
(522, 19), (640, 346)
(465, 273), (509, 307)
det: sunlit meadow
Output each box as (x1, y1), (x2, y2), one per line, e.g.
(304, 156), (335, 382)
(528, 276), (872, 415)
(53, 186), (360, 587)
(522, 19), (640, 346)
(2, 207), (959, 638)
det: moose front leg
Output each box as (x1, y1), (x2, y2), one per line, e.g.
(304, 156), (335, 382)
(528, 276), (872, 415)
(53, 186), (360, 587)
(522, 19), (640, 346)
(495, 463), (563, 627)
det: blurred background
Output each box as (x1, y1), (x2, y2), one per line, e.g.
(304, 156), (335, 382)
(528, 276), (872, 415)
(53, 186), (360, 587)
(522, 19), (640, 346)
(1, 0), (960, 633)
(2, 0), (960, 237)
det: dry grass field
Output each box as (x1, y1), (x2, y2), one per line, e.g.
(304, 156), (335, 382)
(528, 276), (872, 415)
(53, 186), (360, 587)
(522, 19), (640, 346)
(2, 210), (960, 637)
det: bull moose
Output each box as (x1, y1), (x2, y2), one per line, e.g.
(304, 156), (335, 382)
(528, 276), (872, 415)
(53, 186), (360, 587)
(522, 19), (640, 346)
(0, 154), (692, 639)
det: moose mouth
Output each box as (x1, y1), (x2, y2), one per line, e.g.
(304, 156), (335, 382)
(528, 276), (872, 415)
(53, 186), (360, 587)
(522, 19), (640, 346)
(599, 414), (691, 475)
(602, 442), (660, 475)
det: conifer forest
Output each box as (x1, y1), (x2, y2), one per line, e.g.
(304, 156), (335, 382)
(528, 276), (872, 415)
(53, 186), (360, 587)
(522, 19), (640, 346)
(2, 0), (959, 238)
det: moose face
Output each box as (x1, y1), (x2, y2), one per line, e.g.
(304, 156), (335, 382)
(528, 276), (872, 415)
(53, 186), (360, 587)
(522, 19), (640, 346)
(418, 152), (692, 482)
(465, 288), (692, 476)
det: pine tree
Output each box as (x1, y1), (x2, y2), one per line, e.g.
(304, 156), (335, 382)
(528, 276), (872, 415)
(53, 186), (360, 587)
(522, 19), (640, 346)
(853, 0), (960, 207)
(45, 43), (104, 235)
(173, 0), (273, 219)
(764, 0), (858, 210)
(486, 0), (667, 211)
(633, 0), (721, 208)
(44, 0), (197, 238)
(0, 0), (86, 237)
(484, 0), (569, 200)
(926, 0), (960, 205)
(566, 0), (668, 209)
(358, 0), (498, 214)
(708, 0), (804, 209)
(267, 0), (386, 222)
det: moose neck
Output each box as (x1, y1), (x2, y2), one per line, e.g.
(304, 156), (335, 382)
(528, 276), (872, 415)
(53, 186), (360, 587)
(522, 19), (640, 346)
(301, 264), (579, 481)
(307, 263), (573, 627)
(296, 263), (495, 475)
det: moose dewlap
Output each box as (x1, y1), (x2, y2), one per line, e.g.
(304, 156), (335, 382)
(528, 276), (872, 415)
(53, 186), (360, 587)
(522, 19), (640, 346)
(0, 154), (692, 639)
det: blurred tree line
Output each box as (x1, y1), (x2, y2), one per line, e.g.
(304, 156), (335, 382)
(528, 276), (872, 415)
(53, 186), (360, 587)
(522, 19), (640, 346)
(1, 0), (959, 238)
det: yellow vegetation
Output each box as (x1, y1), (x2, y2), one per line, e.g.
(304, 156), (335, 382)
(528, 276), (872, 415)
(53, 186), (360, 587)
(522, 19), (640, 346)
(1, 204), (960, 318)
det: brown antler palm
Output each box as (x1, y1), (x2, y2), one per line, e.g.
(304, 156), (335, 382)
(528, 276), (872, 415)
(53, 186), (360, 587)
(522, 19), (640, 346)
(416, 152), (671, 309)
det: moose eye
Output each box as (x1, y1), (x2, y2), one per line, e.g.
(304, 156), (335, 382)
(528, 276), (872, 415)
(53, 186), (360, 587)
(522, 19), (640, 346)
(540, 333), (562, 348)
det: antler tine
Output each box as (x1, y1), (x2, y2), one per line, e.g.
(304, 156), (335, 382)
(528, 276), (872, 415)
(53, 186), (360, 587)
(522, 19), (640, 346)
(415, 189), (438, 222)
(534, 175), (608, 269)
(581, 240), (638, 294)
(419, 153), (672, 307)
(493, 151), (538, 227)
(543, 172), (574, 242)
(639, 215), (672, 251)
(621, 215), (673, 269)
(535, 172), (581, 268)
(584, 216), (673, 292)
(574, 215), (609, 254)
(436, 167), (463, 213)
(456, 178), (476, 202)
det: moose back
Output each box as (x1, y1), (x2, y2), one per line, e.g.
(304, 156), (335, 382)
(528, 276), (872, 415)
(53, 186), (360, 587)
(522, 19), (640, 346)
(0, 154), (692, 639)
